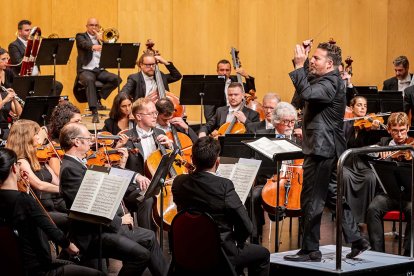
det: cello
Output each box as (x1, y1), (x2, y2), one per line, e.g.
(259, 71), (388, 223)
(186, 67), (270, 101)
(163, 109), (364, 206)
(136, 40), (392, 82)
(166, 125), (193, 164)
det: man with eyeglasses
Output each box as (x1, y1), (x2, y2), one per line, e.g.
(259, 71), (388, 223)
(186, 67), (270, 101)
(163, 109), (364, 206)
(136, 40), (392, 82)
(75, 18), (122, 123)
(366, 112), (412, 257)
(121, 52), (182, 102)
(246, 93), (281, 133)
(8, 19), (63, 95)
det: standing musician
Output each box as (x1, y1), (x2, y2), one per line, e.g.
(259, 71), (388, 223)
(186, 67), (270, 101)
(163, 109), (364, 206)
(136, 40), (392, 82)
(118, 97), (175, 230)
(246, 93), (281, 133)
(75, 18), (121, 123)
(366, 112), (412, 256)
(8, 19), (63, 95)
(0, 48), (22, 140)
(204, 59), (256, 122)
(198, 82), (260, 137)
(59, 122), (168, 275)
(172, 136), (270, 275)
(120, 52), (182, 102)
(284, 40), (369, 262)
(102, 92), (136, 135)
(0, 148), (103, 276)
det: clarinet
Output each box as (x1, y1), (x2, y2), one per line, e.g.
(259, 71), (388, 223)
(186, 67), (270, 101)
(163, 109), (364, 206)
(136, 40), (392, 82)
(0, 85), (25, 107)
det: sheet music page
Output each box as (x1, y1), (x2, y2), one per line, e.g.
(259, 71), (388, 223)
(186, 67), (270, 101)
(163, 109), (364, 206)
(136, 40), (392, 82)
(229, 160), (262, 204)
(217, 163), (235, 179)
(70, 170), (105, 214)
(246, 137), (301, 160)
(109, 167), (135, 182)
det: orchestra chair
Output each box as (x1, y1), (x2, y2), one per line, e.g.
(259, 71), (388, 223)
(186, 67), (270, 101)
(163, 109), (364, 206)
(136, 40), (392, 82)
(73, 78), (104, 107)
(168, 209), (237, 276)
(382, 210), (406, 255)
(0, 222), (24, 276)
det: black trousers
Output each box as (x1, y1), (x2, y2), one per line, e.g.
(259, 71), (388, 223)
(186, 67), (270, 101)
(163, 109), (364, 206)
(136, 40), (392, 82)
(225, 242), (270, 276)
(124, 190), (156, 231)
(78, 69), (121, 110)
(40, 263), (103, 276)
(300, 155), (360, 251)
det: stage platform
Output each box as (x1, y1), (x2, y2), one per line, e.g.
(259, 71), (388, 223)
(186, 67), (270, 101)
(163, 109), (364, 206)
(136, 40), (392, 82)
(270, 245), (414, 275)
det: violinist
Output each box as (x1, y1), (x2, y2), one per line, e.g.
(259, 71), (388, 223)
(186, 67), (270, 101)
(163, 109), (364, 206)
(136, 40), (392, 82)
(59, 122), (168, 275)
(102, 92), (136, 135)
(204, 59), (256, 121)
(366, 112), (412, 256)
(246, 93), (281, 133)
(0, 148), (103, 276)
(198, 82), (260, 137)
(120, 52), (182, 102)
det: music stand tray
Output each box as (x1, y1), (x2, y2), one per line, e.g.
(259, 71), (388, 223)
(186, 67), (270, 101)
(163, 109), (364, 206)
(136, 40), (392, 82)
(13, 76), (54, 101)
(99, 43), (140, 69)
(20, 96), (60, 126)
(35, 38), (75, 66)
(179, 75), (226, 106)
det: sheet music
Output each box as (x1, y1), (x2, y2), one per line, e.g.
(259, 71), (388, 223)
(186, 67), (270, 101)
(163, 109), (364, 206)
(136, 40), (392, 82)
(70, 170), (104, 214)
(230, 159), (262, 204)
(217, 163), (235, 179)
(246, 137), (301, 160)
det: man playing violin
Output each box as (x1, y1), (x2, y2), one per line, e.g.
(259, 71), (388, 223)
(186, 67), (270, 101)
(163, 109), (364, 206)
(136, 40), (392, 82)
(198, 82), (259, 137)
(366, 112), (412, 256)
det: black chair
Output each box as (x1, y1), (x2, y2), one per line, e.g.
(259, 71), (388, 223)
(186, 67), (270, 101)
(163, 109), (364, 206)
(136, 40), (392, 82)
(73, 77), (104, 104)
(0, 222), (24, 276)
(168, 209), (237, 276)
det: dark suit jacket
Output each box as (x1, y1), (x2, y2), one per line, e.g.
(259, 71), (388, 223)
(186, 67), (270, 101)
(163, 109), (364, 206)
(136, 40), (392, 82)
(75, 32), (96, 73)
(200, 106), (260, 135)
(246, 120), (272, 134)
(59, 155), (122, 251)
(102, 118), (136, 135)
(121, 63), (182, 101)
(8, 38), (26, 75)
(404, 85), (414, 126)
(383, 74), (413, 91)
(172, 171), (252, 251)
(289, 67), (346, 158)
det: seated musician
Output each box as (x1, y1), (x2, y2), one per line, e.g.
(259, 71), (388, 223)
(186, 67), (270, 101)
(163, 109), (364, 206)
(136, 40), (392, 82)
(75, 18), (121, 123)
(0, 148), (103, 276)
(8, 19), (63, 95)
(102, 92), (135, 135)
(118, 97), (175, 230)
(246, 92), (281, 133)
(198, 82), (260, 137)
(156, 97), (198, 143)
(0, 48), (22, 140)
(121, 52), (182, 102)
(204, 59), (256, 122)
(59, 122), (168, 275)
(6, 120), (68, 232)
(366, 112), (412, 256)
(172, 136), (270, 275)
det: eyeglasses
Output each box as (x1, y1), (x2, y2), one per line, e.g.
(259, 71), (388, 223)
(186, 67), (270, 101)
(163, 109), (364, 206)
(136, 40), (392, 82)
(281, 120), (296, 126)
(138, 111), (159, 117)
(263, 106), (275, 110)
(88, 24), (100, 27)
(142, 63), (156, 68)
(390, 128), (407, 134)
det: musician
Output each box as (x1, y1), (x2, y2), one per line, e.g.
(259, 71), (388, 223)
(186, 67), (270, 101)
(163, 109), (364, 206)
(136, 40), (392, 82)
(0, 148), (103, 276)
(119, 97), (174, 230)
(284, 40), (369, 262)
(59, 122), (168, 275)
(366, 112), (412, 256)
(172, 136), (270, 275)
(383, 56), (412, 91)
(403, 84), (414, 126)
(198, 82), (260, 137)
(156, 97), (198, 143)
(8, 19), (63, 95)
(102, 92), (136, 135)
(338, 62), (357, 106)
(75, 18), (121, 123)
(204, 59), (256, 121)
(246, 93), (281, 133)
(0, 48), (22, 140)
(121, 52), (182, 102)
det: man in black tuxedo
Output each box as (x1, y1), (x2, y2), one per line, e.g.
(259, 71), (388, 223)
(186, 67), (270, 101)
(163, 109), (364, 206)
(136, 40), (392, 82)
(75, 18), (121, 122)
(172, 136), (270, 275)
(204, 59), (256, 121)
(383, 56), (412, 91)
(121, 52), (182, 101)
(246, 92), (280, 134)
(8, 19), (63, 95)
(284, 40), (369, 262)
(198, 82), (259, 137)
(59, 122), (168, 276)
(403, 85), (414, 126)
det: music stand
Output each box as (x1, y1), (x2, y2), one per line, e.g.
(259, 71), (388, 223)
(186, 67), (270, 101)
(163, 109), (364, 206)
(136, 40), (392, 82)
(141, 148), (179, 248)
(12, 75), (54, 101)
(378, 90), (403, 113)
(99, 43), (140, 93)
(179, 75), (226, 128)
(20, 96), (60, 126)
(35, 38), (75, 95)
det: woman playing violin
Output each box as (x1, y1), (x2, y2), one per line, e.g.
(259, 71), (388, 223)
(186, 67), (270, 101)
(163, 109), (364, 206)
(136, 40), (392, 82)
(0, 148), (103, 276)
(103, 92), (136, 135)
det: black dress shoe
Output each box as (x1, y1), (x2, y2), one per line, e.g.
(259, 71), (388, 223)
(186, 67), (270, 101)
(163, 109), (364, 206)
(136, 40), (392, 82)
(346, 238), (370, 259)
(92, 112), (100, 123)
(284, 249), (322, 262)
(97, 100), (107, 110)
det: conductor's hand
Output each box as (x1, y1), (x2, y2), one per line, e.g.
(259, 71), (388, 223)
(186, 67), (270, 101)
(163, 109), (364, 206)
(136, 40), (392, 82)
(135, 174), (150, 191)
(121, 213), (134, 226)
(234, 110), (247, 124)
(66, 242), (80, 256)
(293, 44), (307, 69)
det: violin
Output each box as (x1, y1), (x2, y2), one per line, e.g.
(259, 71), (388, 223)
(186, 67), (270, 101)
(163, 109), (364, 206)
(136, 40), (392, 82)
(381, 137), (414, 161)
(353, 113), (387, 130)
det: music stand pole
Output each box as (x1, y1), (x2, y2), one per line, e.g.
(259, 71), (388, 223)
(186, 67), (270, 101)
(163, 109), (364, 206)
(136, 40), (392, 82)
(159, 178), (165, 249)
(117, 57), (121, 93)
(52, 53), (57, 96)
(200, 92), (204, 130)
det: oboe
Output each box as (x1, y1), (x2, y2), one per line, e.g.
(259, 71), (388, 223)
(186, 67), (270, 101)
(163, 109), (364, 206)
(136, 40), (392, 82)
(0, 85), (25, 106)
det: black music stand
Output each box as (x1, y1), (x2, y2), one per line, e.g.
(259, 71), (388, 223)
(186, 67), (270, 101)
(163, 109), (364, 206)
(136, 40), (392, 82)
(179, 75), (226, 128)
(140, 148), (179, 248)
(12, 75), (54, 101)
(99, 43), (140, 93)
(20, 96), (60, 126)
(35, 38), (75, 95)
